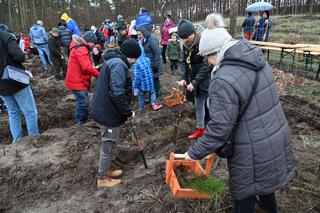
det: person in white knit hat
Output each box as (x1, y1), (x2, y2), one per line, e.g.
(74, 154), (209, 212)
(184, 13), (293, 213)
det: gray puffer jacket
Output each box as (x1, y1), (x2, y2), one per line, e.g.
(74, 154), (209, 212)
(188, 39), (294, 200)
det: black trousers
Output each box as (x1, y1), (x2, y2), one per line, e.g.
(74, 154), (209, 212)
(234, 193), (279, 213)
(51, 57), (67, 79)
(162, 45), (167, 64)
(170, 59), (178, 72)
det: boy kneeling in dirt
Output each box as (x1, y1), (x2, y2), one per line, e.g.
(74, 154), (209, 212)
(91, 39), (141, 188)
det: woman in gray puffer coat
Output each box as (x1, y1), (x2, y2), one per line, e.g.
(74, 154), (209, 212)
(184, 14), (294, 213)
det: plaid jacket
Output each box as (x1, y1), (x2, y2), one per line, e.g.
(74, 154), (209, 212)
(132, 45), (154, 92)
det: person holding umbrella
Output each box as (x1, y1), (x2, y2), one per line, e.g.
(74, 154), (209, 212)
(245, 1), (273, 42)
(255, 11), (272, 42)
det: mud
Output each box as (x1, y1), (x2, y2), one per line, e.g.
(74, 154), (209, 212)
(0, 58), (319, 213)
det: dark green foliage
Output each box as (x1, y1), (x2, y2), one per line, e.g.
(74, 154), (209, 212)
(186, 175), (226, 199)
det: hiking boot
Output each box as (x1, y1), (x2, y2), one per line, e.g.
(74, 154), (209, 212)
(97, 177), (121, 188)
(187, 128), (205, 140)
(108, 169), (123, 177)
(152, 103), (162, 111)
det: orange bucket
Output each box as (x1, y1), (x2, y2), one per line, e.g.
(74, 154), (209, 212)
(165, 152), (214, 199)
(163, 87), (186, 108)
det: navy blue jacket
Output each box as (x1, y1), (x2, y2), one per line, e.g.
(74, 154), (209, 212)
(91, 49), (132, 127)
(137, 24), (163, 78)
(242, 16), (255, 33)
(58, 25), (72, 47)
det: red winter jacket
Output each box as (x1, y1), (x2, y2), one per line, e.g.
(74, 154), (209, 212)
(65, 38), (99, 91)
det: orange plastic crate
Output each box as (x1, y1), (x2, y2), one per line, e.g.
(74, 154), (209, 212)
(163, 87), (186, 108)
(165, 152), (214, 199)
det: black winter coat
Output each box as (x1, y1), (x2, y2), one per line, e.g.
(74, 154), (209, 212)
(181, 33), (211, 96)
(58, 25), (72, 47)
(0, 30), (26, 96)
(91, 49), (132, 127)
(48, 34), (62, 60)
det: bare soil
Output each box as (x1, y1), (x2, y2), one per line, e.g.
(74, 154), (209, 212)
(0, 58), (319, 213)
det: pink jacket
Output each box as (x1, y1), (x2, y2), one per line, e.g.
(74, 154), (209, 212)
(160, 21), (176, 46)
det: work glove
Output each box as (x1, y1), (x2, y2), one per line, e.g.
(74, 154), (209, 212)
(133, 88), (139, 96)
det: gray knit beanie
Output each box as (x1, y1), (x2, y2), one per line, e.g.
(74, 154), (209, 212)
(198, 27), (232, 56)
(177, 19), (195, 39)
(200, 13), (239, 70)
(51, 27), (60, 34)
(83, 31), (97, 44)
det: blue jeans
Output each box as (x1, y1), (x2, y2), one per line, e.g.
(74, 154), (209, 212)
(1, 86), (39, 142)
(195, 95), (206, 128)
(36, 44), (51, 69)
(138, 90), (157, 110)
(235, 193), (279, 213)
(72, 90), (88, 123)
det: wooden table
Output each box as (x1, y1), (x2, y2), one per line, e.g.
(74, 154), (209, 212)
(250, 40), (320, 78)
(296, 46), (320, 78)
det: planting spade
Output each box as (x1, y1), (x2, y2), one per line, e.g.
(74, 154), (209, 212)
(131, 119), (148, 169)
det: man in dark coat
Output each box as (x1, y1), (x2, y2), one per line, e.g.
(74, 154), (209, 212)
(177, 19), (212, 140)
(91, 39), (141, 188)
(185, 14), (294, 213)
(58, 22), (72, 62)
(48, 28), (67, 80)
(114, 15), (127, 46)
(0, 25), (39, 142)
(137, 24), (163, 98)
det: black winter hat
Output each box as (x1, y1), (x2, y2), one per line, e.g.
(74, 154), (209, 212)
(177, 19), (196, 39)
(120, 39), (141, 59)
(83, 31), (97, 44)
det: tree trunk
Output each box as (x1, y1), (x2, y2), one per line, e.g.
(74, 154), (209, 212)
(41, 0), (44, 22)
(309, 0), (314, 16)
(8, 0), (12, 29)
(276, 0), (281, 15)
(18, 0), (25, 31)
(229, 0), (238, 38)
(32, 0), (37, 23)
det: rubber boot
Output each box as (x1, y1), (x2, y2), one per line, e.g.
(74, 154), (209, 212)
(97, 177), (121, 188)
(187, 128), (205, 140)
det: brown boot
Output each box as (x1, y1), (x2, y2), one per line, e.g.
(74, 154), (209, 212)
(97, 177), (121, 188)
(108, 169), (123, 177)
